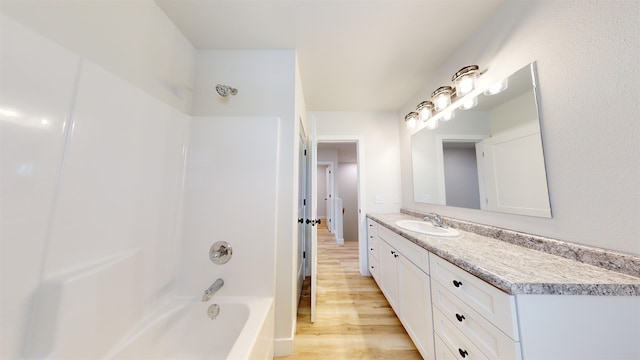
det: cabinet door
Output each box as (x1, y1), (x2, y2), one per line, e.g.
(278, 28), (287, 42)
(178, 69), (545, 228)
(435, 334), (458, 360)
(379, 239), (399, 311)
(398, 255), (435, 360)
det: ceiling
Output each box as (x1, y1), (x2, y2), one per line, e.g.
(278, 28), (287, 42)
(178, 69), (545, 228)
(155, 0), (504, 112)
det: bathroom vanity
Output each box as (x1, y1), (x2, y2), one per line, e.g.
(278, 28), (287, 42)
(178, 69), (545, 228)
(367, 212), (640, 360)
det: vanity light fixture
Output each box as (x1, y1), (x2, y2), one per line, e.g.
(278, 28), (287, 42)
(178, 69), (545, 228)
(485, 78), (508, 95)
(431, 86), (453, 111)
(408, 64), (484, 131)
(405, 112), (418, 129)
(416, 101), (434, 122)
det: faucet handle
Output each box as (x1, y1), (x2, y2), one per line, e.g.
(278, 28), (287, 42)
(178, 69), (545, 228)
(210, 241), (233, 264)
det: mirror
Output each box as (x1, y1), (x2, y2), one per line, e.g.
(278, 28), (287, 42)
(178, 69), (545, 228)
(411, 62), (551, 218)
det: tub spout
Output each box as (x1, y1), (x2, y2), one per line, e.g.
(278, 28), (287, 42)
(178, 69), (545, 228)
(202, 278), (224, 302)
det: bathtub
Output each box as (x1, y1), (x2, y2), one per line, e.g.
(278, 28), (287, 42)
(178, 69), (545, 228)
(104, 296), (274, 360)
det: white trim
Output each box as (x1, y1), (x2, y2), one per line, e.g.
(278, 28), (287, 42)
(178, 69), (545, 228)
(274, 336), (294, 357)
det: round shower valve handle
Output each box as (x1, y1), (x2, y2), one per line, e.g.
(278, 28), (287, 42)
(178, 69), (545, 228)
(209, 241), (233, 265)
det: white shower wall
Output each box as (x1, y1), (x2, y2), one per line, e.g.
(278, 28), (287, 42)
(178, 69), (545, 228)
(1, 15), (188, 358)
(179, 117), (279, 298)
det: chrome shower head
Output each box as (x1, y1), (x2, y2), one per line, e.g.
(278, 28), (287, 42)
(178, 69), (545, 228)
(215, 84), (238, 97)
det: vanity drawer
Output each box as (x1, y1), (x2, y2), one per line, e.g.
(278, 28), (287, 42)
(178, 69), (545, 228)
(432, 280), (522, 359)
(433, 306), (489, 360)
(379, 225), (429, 274)
(368, 252), (379, 281)
(367, 220), (379, 260)
(434, 334), (459, 360)
(367, 218), (378, 236)
(430, 254), (518, 339)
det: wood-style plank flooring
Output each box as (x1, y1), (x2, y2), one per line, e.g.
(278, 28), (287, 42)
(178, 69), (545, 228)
(276, 224), (421, 359)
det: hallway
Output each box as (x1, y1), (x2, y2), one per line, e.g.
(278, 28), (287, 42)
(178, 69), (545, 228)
(277, 225), (421, 359)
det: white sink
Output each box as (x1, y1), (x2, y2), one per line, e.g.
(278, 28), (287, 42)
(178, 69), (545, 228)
(395, 220), (460, 237)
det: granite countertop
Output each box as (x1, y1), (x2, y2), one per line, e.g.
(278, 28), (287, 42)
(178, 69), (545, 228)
(367, 213), (640, 296)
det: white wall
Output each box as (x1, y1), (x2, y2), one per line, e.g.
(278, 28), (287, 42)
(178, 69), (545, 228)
(400, 1), (640, 255)
(0, 0), (195, 113)
(338, 163), (359, 241)
(0, 14), (188, 358)
(191, 49), (300, 354)
(179, 117), (279, 298)
(317, 165), (328, 219)
(314, 111), (402, 214)
(491, 90), (537, 135)
(442, 145), (481, 209)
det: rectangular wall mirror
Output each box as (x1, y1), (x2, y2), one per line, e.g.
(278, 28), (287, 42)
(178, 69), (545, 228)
(411, 62), (552, 218)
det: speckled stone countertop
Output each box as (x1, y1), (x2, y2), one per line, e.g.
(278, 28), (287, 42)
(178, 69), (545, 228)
(367, 213), (640, 296)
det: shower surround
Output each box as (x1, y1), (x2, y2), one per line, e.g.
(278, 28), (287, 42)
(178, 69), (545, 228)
(1, 14), (277, 359)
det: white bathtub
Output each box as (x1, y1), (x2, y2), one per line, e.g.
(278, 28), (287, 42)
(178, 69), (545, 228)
(104, 297), (274, 360)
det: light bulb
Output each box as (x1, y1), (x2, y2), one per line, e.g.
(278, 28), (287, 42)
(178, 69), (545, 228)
(459, 96), (478, 110)
(452, 65), (479, 97)
(417, 101), (434, 122)
(443, 110), (455, 121)
(431, 86), (453, 111)
(405, 112), (418, 129)
(485, 78), (509, 95)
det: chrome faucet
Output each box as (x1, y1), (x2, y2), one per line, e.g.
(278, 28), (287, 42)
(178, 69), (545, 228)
(423, 213), (447, 228)
(202, 278), (224, 302)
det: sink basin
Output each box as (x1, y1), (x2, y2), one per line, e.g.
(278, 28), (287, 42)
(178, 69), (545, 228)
(395, 220), (460, 237)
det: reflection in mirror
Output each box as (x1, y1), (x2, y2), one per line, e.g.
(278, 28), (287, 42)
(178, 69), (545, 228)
(411, 62), (552, 218)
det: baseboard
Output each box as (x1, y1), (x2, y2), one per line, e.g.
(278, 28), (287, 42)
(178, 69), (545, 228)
(336, 237), (344, 245)
(274, 336), (294, 357)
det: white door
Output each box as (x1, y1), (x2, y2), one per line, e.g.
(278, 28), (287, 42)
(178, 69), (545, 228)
(310, 117), (318, 322)
(297, 123), (307, 303)
(325, 165), (333, 232)
(478, 122), (551, 217)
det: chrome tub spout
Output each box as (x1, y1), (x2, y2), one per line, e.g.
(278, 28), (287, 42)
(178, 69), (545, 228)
(202, 278), (224, 302)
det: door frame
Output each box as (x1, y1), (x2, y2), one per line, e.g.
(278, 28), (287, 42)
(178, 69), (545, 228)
(435, 134), (486, 205)
(316, 135), (367, 276)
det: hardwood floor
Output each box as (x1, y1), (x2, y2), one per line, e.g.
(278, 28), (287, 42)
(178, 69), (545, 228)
(276, 224), (421, 359)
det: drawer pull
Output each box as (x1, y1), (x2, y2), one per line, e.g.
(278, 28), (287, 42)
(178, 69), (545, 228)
(455, 313), (465, 322)
(370, 247), (374, 251)
(394, 254), (399, 258)
(458, 348), (469, 358)
(453, 279), (463, 288)
(371, 265), (375, 269)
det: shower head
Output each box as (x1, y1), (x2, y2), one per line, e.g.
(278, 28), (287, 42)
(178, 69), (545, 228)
(215, 84), (238, 97)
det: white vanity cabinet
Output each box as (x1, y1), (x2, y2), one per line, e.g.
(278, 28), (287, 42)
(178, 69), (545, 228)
(378, 238), (400, 310)
(367, 215), (640, 359)
(377, 226), (435, 360)
(366, 218), (379, 280)
(430, 255), (521, 359)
